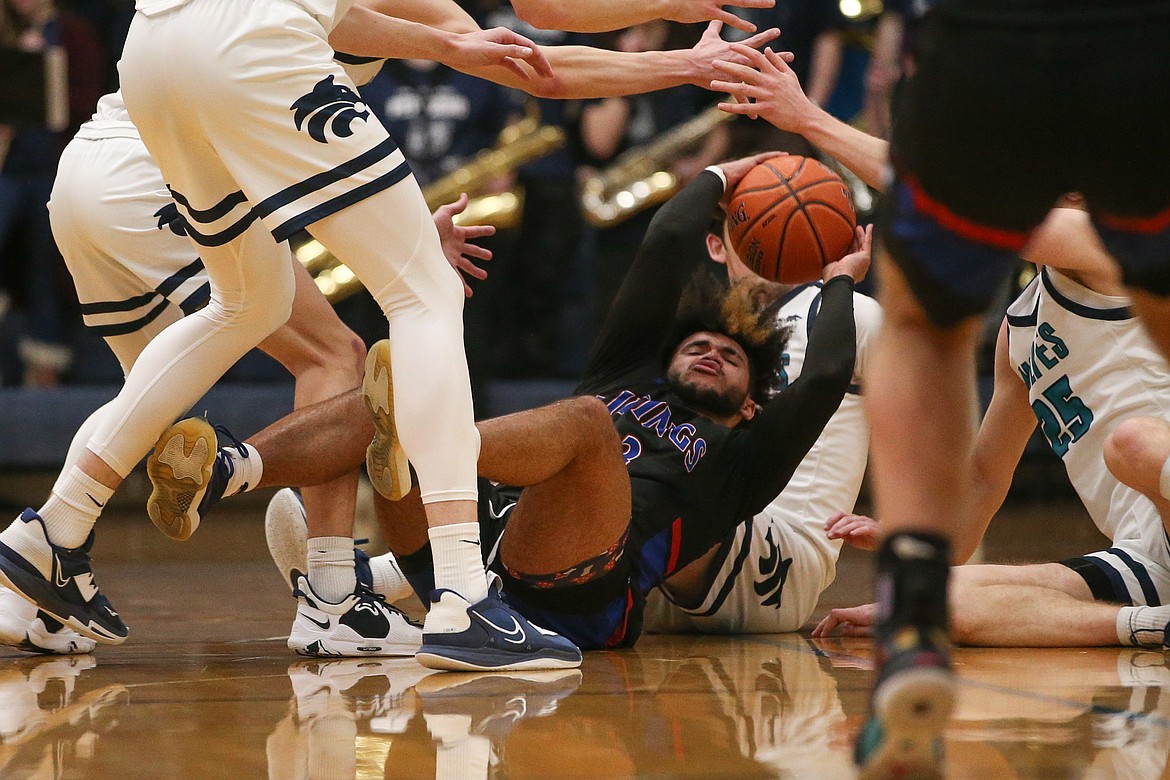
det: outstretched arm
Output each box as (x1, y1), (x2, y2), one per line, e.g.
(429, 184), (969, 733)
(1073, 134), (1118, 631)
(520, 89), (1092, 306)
(463, 22), (780, 100)
(512, 0), (775, 34)
(343, 0), (782, 100)
(330, 5), (553, 79)
(712, 45), (889, 190)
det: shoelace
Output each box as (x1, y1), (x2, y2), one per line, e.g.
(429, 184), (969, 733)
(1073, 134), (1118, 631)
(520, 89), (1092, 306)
(213, 424), (249, 460)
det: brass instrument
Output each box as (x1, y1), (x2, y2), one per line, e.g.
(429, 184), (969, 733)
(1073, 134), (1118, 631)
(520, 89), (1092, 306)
(296, 111), (565, 302)
(580, 104), (734, 228)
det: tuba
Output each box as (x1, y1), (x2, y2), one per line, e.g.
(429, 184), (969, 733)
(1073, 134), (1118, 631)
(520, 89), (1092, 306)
(579, 103), (734, 228)
(296, 110), (565, 303)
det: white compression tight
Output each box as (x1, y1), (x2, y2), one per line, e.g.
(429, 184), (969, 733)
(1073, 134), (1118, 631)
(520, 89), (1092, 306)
(308, 179), (479, 505)
(85, 221), (296, 477)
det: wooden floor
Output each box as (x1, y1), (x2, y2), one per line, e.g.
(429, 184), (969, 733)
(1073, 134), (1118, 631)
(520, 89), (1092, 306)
(0, 492), (1164, 780)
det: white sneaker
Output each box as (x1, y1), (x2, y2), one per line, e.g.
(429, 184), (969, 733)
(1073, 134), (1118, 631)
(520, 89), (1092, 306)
(288, 574), (421, 658)
(362, 340), (412, 501)
(0, 584), (95, 655)
(265, 489), (309, 592)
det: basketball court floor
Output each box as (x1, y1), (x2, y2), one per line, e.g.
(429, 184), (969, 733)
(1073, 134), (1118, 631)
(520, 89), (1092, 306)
(0, 491), (1164, 779)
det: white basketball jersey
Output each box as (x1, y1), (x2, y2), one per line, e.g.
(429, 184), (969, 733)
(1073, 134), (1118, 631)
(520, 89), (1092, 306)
(645, 284), (882, 633)
(74, 91), (137, 141)
(1006, 267), (1170, 549)
(135, 0), (354, 33)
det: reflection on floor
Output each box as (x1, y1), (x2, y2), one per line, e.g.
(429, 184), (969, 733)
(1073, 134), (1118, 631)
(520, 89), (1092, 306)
(0, 497), (1158, 780)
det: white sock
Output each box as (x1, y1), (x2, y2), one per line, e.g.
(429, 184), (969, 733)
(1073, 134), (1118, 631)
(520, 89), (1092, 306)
(38, 467), (114, 548)
(307, 537), (357, 603)
(369, 552), (415, 603)
(1116, 605), (1170, 647)
(223, 444), (263, 497)
(429, 522), (489, 604)
(1159, 456), (1170, 501)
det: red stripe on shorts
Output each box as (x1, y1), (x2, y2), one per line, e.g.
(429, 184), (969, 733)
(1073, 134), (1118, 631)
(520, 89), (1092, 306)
(1096, 205), (1170, 235)
(904, 174), (1030, 252)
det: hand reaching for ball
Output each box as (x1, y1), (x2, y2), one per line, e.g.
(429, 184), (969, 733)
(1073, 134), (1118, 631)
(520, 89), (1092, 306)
(716, 151), (787, 199)
(822, 224), (872, 285)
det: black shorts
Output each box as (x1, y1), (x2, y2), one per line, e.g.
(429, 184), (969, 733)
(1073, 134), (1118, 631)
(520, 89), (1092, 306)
(881, 7), (1170, 325)
(479, 481), (643, 650)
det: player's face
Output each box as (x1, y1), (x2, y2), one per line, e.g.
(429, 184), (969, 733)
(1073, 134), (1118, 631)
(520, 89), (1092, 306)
(666, 332), (754, 421)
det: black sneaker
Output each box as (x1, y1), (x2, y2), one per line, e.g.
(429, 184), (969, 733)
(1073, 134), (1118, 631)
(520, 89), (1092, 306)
(0, 510), (127, 644)
(416, 575), (582, 672)
(858, 532), (954, 780)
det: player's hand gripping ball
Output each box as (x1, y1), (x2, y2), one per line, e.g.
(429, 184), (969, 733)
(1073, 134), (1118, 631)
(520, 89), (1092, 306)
(726, 156), (856, 284)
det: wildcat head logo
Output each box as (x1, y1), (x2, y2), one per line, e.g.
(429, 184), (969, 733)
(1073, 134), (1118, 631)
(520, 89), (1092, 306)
(154, 202), (189, 236)
(290, 75), (370, 143)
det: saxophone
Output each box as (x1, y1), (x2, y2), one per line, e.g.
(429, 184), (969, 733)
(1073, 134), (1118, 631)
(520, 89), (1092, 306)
(579, 103), (734, 228)
(296, 110), (565, 303)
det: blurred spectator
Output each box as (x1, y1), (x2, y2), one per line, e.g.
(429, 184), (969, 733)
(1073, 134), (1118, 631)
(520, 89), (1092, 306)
(360, 58), (520, 414)
(469, 0), (591, 378)
(862, 0), (931, 140)
(0, 0), (103, 386)
(59, 0), (134, 93)
(580, 20), (725, 335)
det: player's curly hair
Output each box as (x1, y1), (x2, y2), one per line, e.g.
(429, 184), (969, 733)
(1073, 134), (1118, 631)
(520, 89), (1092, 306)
(661, 269), (791, 404)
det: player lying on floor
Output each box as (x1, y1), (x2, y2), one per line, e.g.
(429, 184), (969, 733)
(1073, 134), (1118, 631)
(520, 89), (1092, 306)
(814, 204), (1170, 649)
(155, 152), (869, 656)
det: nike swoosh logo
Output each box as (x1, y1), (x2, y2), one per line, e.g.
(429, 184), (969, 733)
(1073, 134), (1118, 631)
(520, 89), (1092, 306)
(487, 502), (517, 522)
(473, 611), (527, 645)
(460, 539), (481, 546)
(305, 614), (331, 630)
(86, 493), (105, 508)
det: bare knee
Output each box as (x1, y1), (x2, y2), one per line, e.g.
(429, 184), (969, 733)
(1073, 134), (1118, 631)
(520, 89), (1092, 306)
(566, 396), (623, 455)
(1105, 416), (1170, 492)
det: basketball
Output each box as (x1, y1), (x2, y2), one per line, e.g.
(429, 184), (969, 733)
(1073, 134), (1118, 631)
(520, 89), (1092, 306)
(726, 156), (857, 284)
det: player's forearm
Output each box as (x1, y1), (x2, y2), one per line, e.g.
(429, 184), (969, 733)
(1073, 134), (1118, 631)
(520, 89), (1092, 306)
(797, 111), (889, 191)
(512, 0), (671, 32)
(329, 5), (460, 61)
(740, 276), (857, 511)
(355, 0), (480, 34)
(462, 46), (703, 100)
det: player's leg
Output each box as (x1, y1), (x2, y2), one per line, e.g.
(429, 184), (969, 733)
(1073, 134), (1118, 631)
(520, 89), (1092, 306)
(1103, 417), (1170, 528)
(955, 553), (1170, 648)
(949, 563), (1122, 646)
(862, 13), (1070, 775)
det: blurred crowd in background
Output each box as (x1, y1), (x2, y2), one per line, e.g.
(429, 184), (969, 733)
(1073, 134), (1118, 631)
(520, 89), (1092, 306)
(0, 0), (917, 412)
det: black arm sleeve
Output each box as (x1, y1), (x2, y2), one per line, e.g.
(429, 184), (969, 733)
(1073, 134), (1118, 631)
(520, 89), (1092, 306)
(733, 274), (858, 514)
(575, 170), (726, 395)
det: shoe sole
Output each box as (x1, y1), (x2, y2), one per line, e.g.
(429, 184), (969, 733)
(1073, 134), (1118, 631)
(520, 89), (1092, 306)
(362, 340), (412, 502)
(0, 549), (126, 645)
(289, 640), (420, 658)
(147, 418), (217, 541)
(415, 647), (583, 672)
(859, 667), (954, 780)
(265, 488), (308, 593)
